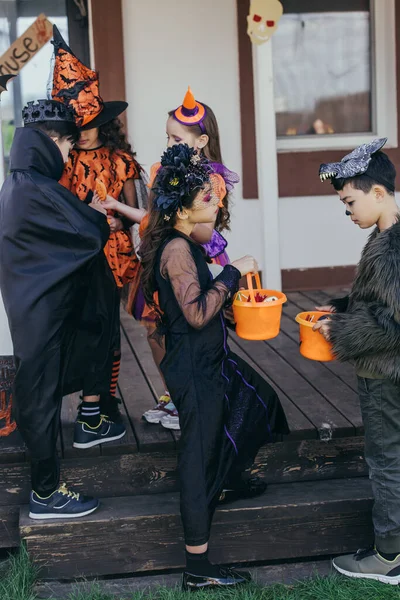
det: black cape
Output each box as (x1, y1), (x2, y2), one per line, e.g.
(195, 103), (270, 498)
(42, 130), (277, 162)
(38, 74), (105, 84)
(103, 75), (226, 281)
(0, 127), (119, 399)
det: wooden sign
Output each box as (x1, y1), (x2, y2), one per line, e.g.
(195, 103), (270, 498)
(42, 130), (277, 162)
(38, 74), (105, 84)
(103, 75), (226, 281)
(0, 14), (53, 77)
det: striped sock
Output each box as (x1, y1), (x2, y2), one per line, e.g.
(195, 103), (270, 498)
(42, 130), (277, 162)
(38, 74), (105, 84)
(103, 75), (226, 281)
(79, 401), (101, 426)
(110, 353), (121, 397)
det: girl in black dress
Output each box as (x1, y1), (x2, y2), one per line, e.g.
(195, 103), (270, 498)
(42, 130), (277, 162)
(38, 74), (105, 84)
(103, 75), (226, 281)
(116, 144), (289, 590)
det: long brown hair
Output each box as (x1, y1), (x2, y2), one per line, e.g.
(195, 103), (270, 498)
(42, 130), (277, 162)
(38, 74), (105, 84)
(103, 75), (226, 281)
(140, 189), (199, 311)
(168, 103), (231, 231)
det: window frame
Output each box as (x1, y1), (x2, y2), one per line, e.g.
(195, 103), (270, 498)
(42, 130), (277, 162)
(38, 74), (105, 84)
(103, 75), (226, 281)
(236, 0), (400, 198)
(275, 0), (397, 152)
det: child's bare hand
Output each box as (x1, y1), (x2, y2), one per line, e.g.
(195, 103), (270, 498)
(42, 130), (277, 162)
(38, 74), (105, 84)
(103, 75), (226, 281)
(316, 305), (336, 313)
(88, 199), (107, 216)
(231, 256), (259, 277)
(102, 195), (118, 211)
(108, 216), (123, 233)
(313, 320), (331, 341)
(224, 307), (235, 324)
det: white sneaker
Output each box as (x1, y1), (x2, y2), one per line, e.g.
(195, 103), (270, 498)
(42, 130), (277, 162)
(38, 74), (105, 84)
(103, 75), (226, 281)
(143, 396), (176, 424)
(160, 410), (180, 431)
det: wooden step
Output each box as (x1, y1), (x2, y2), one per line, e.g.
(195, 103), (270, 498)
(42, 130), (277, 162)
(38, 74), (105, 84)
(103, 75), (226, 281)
(20, 477), (374, 579)
(0, 435), (367, 550)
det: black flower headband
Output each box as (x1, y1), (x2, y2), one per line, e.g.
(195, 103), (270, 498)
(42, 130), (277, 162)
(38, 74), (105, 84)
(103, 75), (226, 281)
(152, 144), (213, 220)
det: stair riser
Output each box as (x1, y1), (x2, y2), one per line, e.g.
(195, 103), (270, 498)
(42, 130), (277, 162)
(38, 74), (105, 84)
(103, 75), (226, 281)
(1, 437), (367, 508)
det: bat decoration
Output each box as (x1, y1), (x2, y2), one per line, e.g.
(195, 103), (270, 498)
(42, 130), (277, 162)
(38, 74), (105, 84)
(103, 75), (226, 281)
(0, 74), (15, 97)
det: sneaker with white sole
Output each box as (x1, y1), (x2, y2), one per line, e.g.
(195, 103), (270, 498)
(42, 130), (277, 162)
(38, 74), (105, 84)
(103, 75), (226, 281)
(160, 408), (180, 430)
(143, 397), (176, 424)
(73, 415), (126, 448)
(333, 546), (400, 585)
(29, 483), (99, 520)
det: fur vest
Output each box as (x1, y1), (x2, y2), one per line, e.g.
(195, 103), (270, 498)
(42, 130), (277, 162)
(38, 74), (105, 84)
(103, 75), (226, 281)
(329, 218), (400, 382)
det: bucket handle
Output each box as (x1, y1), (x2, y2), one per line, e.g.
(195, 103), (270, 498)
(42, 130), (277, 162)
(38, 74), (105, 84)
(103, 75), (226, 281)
(246, 272), (262, 306)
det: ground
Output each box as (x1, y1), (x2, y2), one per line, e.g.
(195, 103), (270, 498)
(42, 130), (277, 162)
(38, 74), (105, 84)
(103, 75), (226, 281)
(2, 549), (400, 600)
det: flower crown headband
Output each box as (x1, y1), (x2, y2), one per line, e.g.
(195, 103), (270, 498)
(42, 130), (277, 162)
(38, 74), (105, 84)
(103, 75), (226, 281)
(152, 144), (239, 221)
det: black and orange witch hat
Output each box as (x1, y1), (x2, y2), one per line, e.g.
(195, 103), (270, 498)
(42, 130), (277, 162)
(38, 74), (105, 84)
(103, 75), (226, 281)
(51, 25), (127, 130)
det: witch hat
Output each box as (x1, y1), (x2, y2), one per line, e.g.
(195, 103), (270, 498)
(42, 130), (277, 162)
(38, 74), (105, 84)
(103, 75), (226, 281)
(173, 86), (207, 132)
(51, 25), (127, 130)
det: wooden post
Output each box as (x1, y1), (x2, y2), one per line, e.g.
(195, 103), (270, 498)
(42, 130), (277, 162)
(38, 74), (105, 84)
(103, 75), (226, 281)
(252, 41), (282, 290)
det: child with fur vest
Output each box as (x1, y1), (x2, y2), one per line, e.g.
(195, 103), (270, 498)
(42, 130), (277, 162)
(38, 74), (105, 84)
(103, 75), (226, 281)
(315, 139), (400, 585)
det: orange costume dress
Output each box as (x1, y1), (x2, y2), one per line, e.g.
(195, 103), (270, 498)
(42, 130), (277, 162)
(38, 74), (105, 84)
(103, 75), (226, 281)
(60, 147), (140, 288)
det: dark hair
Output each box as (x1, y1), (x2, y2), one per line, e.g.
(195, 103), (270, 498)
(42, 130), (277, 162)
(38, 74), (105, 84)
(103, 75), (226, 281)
(25, 120), (79, 144)
(168, 103), (231, 231)
(99, 117), (136, 158)
(97, 117), (136, 184)
(140, 189), (199, 313)
(331, 151), (396, 196)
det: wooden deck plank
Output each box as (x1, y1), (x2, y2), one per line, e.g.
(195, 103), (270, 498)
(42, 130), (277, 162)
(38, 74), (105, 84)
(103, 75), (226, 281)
(0, 430), (26, 464)
(285, 291), (358, 393)
(232, 334), (355, 439)
(0, 504), (19, 549)
(264, 328), (362, 433)
(228, 337), (316, 440)
(35, 560), (334, 597)
(120, 312), (181, 443)
(119, 327), (175, 452)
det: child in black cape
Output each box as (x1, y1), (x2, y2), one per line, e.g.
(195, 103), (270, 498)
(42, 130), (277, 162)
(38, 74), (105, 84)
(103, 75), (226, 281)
(0, 99), (120, 519)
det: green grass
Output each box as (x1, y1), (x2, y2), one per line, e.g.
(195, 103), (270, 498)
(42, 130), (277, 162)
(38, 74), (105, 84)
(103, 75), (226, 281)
(63, 577), (400, 600)
(3, 550), (400, 600)
(0, 545), (38, 600)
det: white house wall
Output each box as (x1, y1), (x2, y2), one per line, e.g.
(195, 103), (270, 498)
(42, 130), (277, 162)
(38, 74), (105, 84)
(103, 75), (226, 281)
(0, 295), (12, 355)
(122, 0), (370, 273)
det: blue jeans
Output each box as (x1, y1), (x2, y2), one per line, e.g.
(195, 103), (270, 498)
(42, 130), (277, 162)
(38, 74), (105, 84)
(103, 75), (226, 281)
(358, 376), (400, 553)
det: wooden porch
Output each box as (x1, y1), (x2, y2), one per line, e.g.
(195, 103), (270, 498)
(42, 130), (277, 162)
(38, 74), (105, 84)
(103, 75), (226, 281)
(0, 288), (373, 579)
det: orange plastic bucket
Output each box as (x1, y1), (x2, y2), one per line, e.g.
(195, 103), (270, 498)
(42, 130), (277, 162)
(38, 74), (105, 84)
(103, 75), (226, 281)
(233, 273), (287, 341)
(295, 311), (335, 362)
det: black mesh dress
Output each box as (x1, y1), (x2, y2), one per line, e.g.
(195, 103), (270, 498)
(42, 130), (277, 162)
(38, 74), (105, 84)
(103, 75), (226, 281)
(155, 231), (289, 546)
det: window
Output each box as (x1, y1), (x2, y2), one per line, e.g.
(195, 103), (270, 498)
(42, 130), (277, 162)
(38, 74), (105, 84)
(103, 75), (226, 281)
(0, 1), (69, 163)
(272, 0), (397, 151)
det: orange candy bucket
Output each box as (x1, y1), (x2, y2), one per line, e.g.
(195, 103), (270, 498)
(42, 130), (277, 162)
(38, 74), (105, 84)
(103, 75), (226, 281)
(233, 273), (287, 341)
(295, 311), (335, 362)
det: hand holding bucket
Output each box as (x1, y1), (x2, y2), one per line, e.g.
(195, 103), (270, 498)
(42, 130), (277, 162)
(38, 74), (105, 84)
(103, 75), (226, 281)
(295, 311), (335, 361)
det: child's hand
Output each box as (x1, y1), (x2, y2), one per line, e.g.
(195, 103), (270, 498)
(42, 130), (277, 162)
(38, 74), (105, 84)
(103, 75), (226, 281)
(231, 256), (259, 277)
(102, 195), (119, 211)
(313, 320), (331, 341)
(224, 306), (235, 324)
(108, 217), (123, 233)
(316, 305), (336, 313)
(89, 196), (107, 216)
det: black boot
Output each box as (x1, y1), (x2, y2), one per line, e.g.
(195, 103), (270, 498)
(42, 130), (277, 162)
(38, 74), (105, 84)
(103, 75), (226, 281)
(182, 549), (250, 591)
(182, 566), (251, 591)
(219, 474), (267, 505)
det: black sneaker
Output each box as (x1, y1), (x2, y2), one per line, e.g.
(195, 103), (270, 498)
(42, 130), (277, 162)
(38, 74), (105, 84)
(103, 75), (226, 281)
(100, 394), (123, 423)
(73, 415), (126, 449)
(29, 483), (99, 520)
(182, 566), (251, 591)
